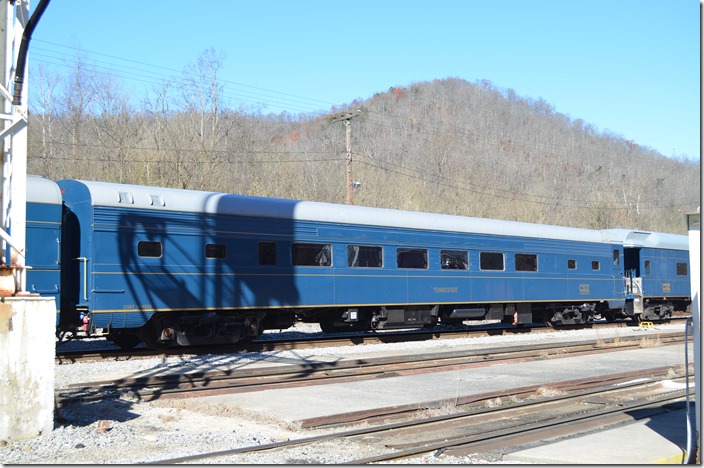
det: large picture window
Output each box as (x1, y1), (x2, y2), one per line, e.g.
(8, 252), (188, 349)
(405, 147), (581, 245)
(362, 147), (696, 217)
(292, 243), (332, 267)
(480, 251), (504, 271)
(348, 245), (383, 268)
(515, 253), (538, 272)
(441, 250), (468, 270)
(396, 248), (428, 269)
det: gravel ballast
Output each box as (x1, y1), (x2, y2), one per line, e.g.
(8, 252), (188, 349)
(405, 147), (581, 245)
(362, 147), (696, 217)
(0, 322), (688, 464)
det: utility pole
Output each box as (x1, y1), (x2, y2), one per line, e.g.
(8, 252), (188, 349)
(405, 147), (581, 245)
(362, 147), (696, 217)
(331, 110), (361, 205)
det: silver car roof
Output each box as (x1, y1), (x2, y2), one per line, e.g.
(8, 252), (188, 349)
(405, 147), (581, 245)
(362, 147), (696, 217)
(28, 175), (62, 204)
(60, 179), (688, 249)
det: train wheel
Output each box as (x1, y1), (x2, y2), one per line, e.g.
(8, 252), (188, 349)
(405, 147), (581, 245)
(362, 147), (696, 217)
(140, 316), (176, 350)
(107, 331), (141, 350)
(142, 330), (171, 351)
(319, 315), (335, 333)
(319, 313), (367, 333)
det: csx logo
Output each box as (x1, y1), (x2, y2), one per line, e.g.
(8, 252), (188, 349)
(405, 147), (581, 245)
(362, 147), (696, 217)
(579, 284), (590, 294)
(662, 283), (671, 293)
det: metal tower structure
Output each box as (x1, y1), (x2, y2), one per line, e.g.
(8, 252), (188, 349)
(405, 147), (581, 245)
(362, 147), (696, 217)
(0, 0), (49, 295)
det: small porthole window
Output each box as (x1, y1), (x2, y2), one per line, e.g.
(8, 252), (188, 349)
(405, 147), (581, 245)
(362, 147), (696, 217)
(205, 244), (226, 259)
(676, 263), (688, 276)
(138, 241), (162, 258)
(258, 242), (277, 265)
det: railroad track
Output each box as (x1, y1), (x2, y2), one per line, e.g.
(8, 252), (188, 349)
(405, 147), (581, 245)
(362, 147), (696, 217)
(56, 331), (686, 406)
(54, 317), (689, 364)
(143, 368), (692, 464)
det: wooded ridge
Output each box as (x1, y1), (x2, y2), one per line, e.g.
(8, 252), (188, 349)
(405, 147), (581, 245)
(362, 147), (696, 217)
(28, 52), (699, 234)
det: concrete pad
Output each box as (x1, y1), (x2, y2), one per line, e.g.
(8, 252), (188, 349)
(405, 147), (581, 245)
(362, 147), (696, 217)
(504, 407), (693, 464)
(198, 344), (692, 423)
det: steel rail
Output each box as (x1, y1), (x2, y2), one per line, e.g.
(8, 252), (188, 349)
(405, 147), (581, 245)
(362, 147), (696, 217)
(348, 390), (687, 463)
(56, 333), (685, 408)
(144, 372), (689, 464)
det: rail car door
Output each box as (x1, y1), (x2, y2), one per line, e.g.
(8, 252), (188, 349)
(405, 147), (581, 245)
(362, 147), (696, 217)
(623, 247), (643, 315)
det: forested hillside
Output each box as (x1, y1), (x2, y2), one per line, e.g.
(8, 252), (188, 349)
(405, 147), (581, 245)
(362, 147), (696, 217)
(27, 53), (699, 234)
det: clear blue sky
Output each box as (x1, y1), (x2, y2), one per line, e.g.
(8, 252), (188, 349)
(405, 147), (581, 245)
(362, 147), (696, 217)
(29, 0), (700, 161)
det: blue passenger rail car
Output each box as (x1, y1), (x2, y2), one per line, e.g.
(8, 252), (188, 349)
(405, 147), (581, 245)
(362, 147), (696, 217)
(603, 229), (691, 321)
(26, 176), (62, 323)
(53, 179), (691, 349)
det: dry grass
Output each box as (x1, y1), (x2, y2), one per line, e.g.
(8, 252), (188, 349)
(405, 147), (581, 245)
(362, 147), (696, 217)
(416, 400), (458, 418)
(595, 331), (622, 348)
(667, 364), (695, 378)
(639, 335), (662, 348)
(482, 397), (503, 408)
(156, 399), (303, 432)
(538, 349), (566, 359)
(535, 386), (566, 398)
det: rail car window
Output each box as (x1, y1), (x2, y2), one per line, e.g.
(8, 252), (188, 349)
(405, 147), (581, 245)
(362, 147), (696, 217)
(258, 242), (277, 265)
(292, 243), (332, 267)
(397, 248), (428, 269)
(644, 260), (651, 275)
(348, 245), (383, 268)
(480, 252), (504, 271)
(138, 241), (162, 258)
(677, 263), (688, 276)
(568, 259), (577, 270)
(515, 253), (538, 272)
(441, 250), (468, 270)
(591, 261), (600, 271)
(205, 243), (226, 259)
(613, 250), (620, 265)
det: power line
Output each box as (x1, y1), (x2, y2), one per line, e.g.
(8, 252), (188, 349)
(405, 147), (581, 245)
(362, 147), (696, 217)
(27, 41), (699, 212)
(31, 40), (335, 114)
(29, 40), (698, 173)
(354, 157), (697, 210)
(30, 138), (698, 210)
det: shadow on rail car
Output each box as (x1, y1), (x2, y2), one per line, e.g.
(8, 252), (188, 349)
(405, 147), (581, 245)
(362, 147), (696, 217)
(115, 192), (302, 346)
